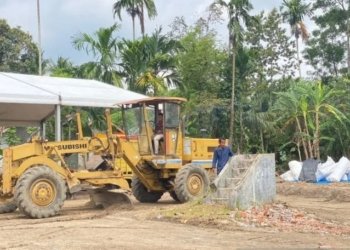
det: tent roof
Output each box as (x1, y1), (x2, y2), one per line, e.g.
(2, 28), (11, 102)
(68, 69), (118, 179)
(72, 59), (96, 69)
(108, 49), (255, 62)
(0, 72), (146, 126)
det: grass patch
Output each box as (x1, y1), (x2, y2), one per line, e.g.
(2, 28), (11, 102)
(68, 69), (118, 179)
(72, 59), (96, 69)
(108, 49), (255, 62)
(159, 200), (232, 223)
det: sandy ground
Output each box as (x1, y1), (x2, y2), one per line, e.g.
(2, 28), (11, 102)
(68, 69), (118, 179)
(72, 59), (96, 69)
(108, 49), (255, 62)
(1, 183), (350, 249)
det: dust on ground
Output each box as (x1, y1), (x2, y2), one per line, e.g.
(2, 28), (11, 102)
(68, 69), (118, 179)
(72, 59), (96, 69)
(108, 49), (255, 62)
(0, 182), (350, 249)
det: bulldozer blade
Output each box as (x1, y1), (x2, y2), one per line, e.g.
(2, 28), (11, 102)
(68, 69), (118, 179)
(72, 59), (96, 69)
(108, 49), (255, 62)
(88, 189), (133, 210)
(0, 198), (17, 214)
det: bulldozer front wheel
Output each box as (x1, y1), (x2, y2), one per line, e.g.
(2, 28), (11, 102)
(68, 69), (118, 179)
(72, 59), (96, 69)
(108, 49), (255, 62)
(0, 166), (17, 213)
(174, 165), (209, 203)
(131, 177), (163, 203)
(15, 166), (67, 219)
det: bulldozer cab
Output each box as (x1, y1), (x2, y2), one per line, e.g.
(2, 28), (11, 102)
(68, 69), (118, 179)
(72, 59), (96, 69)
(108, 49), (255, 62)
(120, 97), (186, 157)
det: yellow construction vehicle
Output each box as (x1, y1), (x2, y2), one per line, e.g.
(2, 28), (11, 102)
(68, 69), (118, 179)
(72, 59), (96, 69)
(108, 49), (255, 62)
(0, 97), (218, 218)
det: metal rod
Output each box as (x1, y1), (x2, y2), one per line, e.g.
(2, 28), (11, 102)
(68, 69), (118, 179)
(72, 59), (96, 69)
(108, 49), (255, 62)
(55, 105), (61, 141)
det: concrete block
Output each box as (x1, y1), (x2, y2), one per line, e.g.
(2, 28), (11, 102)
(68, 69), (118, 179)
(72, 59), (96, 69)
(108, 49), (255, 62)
(208, 154), (275, 210)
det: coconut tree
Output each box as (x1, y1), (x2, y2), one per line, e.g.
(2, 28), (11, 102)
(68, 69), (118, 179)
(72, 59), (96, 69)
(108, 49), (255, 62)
(72, 24), (121, 86)
(50, 57), (77, 78)
(281, 0), (310, 78)
(138, 0), (157, 37)
(210, 0), (253, 148)
(113, 0), (140, 40)
(113, 0), (157, 40)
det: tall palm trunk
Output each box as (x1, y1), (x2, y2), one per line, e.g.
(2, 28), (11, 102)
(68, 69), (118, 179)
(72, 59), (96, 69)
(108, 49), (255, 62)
(132, 15), (136, 41)
(229, 37), (236, 149)
(347, 33), (350, 74)
(295, 34), (301, 78)
(313, 109), (320, 159)
(140, 4), (145, 37)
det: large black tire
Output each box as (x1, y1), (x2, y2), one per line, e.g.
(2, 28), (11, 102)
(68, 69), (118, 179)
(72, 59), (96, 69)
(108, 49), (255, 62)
(131, 177), (163, 203)
(14, 166), (67, 219)
(174, 165), (210, 203)
(0, 166), (17, 213)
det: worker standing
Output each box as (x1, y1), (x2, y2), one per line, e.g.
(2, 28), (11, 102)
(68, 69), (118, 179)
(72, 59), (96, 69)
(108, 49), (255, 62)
(212, 138), (234, 175)
(153, 112), (164, 154)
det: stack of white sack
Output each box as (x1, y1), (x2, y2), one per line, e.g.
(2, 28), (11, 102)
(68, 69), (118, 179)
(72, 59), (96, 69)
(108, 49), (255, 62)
(281, 156), (350, 182)
(280, 160), (302, 182)
(324, 156), (350, 182)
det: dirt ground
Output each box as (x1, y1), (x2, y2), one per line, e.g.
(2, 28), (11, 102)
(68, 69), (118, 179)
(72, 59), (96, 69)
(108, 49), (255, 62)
(1, 182), (350, 249)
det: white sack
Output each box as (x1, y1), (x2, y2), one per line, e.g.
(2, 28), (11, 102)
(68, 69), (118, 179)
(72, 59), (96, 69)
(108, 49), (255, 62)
(288, 160), (302, 180)
(280, 170), (297, 182)
(316, 156), (336, 182)
(326, 157), (350, 182)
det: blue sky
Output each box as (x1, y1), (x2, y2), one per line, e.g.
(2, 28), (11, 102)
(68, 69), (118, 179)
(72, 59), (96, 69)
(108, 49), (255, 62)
(0, 0), (305, 65)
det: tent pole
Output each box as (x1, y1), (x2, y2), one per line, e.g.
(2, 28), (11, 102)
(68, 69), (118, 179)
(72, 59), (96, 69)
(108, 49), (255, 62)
(40, 121), (46, 139)
(55, 105), (61, 141)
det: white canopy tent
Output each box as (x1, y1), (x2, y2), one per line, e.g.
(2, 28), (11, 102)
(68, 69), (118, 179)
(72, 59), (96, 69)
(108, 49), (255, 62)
(0, 72), (146, 140)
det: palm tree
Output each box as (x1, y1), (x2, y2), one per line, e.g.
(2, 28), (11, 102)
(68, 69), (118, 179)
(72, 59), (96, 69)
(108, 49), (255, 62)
(72, 24), (121, 86)
(138, 0), (157, 37)
(118, 28), (179, 95)
(113, 0), (139, 40)
(304, 82), (347, 159)
(113, 0), (157, 40)
(210, 0), (252, 148)
(50, 57), (77, 78)
(281, 0), (310, 78)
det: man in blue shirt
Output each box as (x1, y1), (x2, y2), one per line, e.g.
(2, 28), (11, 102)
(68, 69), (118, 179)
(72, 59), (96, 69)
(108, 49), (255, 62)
(212, 138), (234, 175)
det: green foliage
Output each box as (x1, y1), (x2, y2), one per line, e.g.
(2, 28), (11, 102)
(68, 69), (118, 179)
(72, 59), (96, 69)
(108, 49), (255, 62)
(170, 25), (228, 138)
(3, 128), (21, 146)
(72, 24), (121, 85)
(305, 0), (349, 76)
(119, 28), (180, 95)
(0, 19), (39, 74)
(246, 9), (297, 80)
(50, 57), (79, 78)
(272, 80), (349, 160)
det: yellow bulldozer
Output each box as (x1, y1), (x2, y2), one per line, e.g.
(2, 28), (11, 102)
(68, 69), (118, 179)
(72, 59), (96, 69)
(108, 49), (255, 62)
(0, 97), (219, 218)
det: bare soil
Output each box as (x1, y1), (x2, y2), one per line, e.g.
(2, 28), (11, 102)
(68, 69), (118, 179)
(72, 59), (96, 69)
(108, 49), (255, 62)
(0, 182), (350, 249)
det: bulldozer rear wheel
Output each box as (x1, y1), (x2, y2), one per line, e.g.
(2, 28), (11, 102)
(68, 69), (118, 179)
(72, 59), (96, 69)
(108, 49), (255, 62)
(131, 177), (163, 203)
(0, 166), (17, 213)
(174, 165), (209, 203)
(15, 166), (67, 219)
